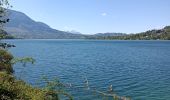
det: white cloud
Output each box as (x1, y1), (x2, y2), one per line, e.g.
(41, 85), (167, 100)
(101, 12), (107, 16)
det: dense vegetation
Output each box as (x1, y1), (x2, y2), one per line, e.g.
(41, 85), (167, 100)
(0, 62), (48, 100)
(89, 26), (170, 40)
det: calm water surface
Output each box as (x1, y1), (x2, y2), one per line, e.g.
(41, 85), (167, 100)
(5, 39), (170, 100)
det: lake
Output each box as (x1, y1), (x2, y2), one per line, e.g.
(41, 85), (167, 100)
(5, 39), (170, 100)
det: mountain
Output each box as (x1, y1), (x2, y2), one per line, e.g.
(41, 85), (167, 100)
(67, 30), (82, 35)
(92, 26), (170, 40)
(85, 32), (126, 39)
(85, 33), (127, 39)
(3, 10), (170, 40)
(4, 9), (85, 39)
(94, 33), (126, 37)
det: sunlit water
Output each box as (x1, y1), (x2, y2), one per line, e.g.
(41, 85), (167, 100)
(5, 39), (170, 100)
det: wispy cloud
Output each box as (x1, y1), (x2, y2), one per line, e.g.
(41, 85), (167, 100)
(101, 12), (107, 16)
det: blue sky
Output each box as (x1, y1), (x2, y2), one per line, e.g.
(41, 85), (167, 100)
(10, 0), (170, 34)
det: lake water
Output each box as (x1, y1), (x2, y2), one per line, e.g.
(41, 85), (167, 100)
(5, 39), (170, 100)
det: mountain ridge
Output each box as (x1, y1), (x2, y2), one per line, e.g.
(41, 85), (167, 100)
(4, 9), (85, 39)
(91, 26), (170, 40)
(2, 9), (170, 40)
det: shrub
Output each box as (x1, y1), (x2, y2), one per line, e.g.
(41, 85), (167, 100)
(0, 49), (14, 74)
(0, 72), (50, 100)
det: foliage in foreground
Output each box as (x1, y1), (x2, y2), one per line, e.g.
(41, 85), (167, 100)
(0, 48), (13, 74)
(0, 72), (49, 100)
(0, 49), (61, 100)
(0, 48), (74, 100)
(0, 49), (44, 99)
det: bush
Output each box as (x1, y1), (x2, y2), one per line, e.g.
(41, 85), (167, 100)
(0, 72), (50, 100)
(0, 49), (14, 74)
(0, 49), (60, 100)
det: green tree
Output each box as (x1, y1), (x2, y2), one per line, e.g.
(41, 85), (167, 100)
(0, 0), (15, 48)
(0, 0), (11, 26)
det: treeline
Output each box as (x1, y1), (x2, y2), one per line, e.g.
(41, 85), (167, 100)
(88, 26), (170, 40)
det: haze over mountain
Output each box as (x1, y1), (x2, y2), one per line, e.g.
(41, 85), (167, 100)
(4, 9), (85, 39)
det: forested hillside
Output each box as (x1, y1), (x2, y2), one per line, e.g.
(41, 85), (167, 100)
(91, 26), (170, 40)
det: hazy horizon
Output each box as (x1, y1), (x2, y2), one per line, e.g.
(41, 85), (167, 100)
(11, 0), (170, 34)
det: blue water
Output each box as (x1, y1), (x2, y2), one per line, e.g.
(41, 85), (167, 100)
(5, 39), (170, 100)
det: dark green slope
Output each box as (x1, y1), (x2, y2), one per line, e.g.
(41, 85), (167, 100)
(92, 26), (170, 40)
